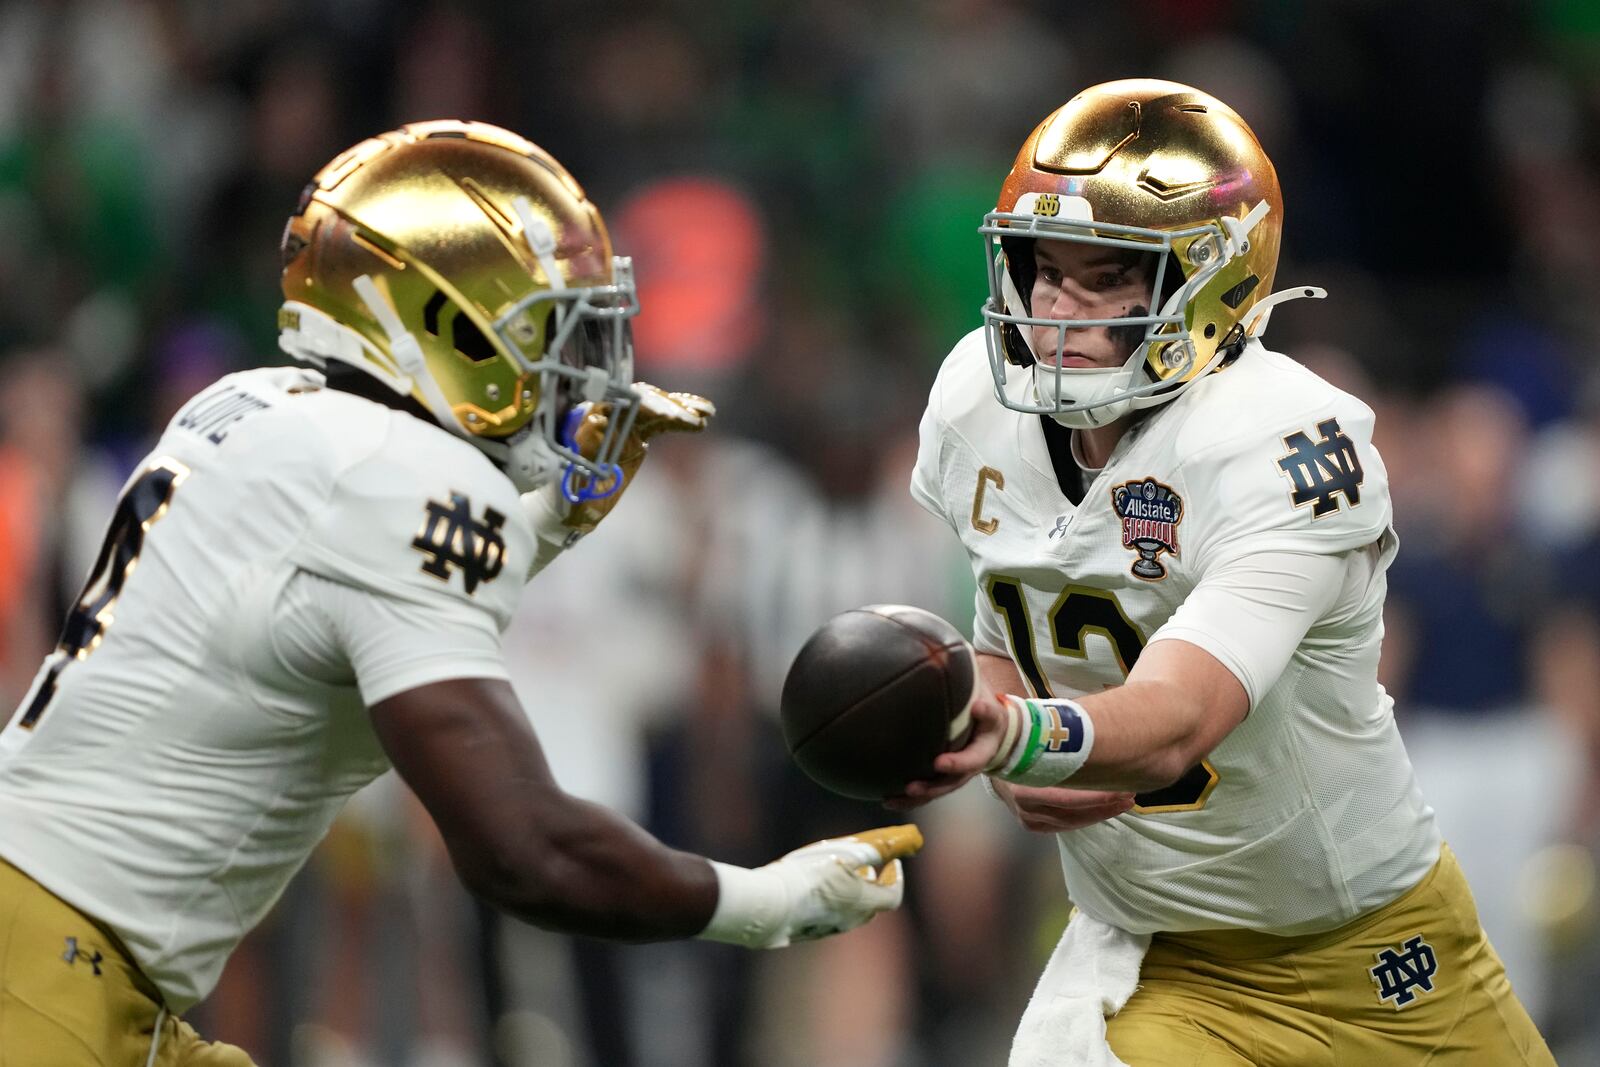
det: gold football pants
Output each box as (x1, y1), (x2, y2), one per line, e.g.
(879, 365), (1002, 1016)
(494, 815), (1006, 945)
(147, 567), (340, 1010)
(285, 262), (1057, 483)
(1106, 845), (1555, 1066)
(0, 860), (255, 1067)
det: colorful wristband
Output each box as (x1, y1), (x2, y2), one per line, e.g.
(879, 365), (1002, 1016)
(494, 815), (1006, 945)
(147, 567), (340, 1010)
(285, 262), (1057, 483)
(991, 696), (1094, 787)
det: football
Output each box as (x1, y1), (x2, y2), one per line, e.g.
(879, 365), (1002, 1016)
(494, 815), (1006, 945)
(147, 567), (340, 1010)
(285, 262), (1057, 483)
(780, 604), (978, 801)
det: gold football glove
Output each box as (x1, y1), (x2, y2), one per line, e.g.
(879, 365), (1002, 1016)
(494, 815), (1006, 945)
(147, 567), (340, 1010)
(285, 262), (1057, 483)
(562, 383), (715, 535)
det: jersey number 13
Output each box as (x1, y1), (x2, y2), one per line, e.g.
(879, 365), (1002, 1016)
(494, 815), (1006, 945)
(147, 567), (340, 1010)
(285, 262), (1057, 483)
(987, 577), (1219, 813)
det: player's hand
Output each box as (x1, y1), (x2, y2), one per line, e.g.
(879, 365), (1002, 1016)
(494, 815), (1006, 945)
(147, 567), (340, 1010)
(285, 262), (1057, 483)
(701, 825), (923, 949)
(883, 694), (1010, 810)
(768, 824), (920, 945)
(563, 383), (714, 535)
(988, 778), (1135, 832)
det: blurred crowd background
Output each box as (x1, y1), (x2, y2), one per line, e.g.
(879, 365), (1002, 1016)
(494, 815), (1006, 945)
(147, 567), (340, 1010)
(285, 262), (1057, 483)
(3, 0), (1600, 1064)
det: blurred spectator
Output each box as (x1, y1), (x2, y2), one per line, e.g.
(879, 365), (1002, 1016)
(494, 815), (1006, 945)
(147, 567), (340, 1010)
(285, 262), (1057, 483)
(1383, 384), (1548, 713)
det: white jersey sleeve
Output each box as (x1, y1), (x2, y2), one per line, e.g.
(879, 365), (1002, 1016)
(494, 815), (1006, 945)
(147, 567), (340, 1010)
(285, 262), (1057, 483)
(280, 569), (509, 707)
(1149, 547), (1349, 709)
(1177, 389), (1393, 573)
(289, 393), (533, 641)
(910, 379), (955, 528)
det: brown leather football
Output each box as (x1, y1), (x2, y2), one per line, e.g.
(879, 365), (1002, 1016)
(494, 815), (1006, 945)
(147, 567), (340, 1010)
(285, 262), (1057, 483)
(780, 605), (977, 801)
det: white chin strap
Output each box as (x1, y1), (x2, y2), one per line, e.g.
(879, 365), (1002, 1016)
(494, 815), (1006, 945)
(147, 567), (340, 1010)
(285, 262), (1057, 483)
(512, 196), (568, 294)
(1242, 284), (1327, 335)
(351, 273), (469, 441)
(474, 427), (564, 493)
(1037, 367), (1137, 429)
(282, 282), (565, 493)
(279, 300), (376, 373)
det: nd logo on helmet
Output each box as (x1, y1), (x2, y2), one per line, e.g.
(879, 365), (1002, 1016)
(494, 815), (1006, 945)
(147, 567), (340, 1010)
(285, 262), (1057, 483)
(1034, 193), (1061, 217)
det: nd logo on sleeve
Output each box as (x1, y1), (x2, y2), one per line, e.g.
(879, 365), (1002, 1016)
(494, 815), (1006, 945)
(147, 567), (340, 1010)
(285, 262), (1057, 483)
(1277, 417), (1364, 518)
(411, 493), (507, 594)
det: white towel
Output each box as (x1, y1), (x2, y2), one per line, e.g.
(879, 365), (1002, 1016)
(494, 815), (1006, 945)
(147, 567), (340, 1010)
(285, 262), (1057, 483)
(1009, 909), (1151, 1067)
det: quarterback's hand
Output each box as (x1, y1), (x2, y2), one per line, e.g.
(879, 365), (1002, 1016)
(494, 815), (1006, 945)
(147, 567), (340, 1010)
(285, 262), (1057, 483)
(699, 825), (922, 949)
(988, 778), (1135, 833)
(563, 383), (714, 535)
(884, 694), (1010, 810)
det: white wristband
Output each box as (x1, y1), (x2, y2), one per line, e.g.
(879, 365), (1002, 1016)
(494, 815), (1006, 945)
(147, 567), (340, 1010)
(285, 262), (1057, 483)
(699, 860), (788, 948)
(990, 696), (1095, 787)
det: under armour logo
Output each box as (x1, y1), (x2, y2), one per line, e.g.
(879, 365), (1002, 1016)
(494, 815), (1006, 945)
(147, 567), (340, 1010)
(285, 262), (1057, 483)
(411, 493), (507, 594)
(1047, 514), (1070, 539)
(1277, 417), (1363, 518)
(63, 937), (104, 976)
(1369, 934), (1437, 1008)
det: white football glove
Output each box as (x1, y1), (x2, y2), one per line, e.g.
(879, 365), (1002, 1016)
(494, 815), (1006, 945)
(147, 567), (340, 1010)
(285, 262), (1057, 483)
(699, 825), (922, 949)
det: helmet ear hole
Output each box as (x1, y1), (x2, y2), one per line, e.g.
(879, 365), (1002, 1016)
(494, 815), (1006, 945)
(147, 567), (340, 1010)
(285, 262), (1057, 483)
(1159, 250), (1186, 307)
(999, 236), (1037, 315)
(419, 288), (498, 364)
(452, 314), (498, 364)
(1002, 322), (1036, 367)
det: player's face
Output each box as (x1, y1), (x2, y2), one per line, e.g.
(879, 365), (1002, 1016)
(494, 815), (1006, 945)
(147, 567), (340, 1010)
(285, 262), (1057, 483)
(1028, 240), (1156, 368)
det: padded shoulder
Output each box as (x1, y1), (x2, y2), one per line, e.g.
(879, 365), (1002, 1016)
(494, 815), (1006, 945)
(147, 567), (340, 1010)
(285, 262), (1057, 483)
(1165, 347), (1392, 572)
(288, 390), (535, 631)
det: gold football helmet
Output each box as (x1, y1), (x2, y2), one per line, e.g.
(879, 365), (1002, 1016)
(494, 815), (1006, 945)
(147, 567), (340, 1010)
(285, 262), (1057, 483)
(279, 120), (639, 491)
(982, 79), (1323, 428)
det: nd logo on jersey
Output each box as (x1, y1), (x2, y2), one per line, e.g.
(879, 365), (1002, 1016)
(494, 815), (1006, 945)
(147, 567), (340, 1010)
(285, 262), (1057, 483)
(411, 493), (507, 594)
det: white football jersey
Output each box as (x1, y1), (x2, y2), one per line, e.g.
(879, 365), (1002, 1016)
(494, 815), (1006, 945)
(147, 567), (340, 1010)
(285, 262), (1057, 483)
(912, 331), (1440, 936)
(0, 367), (535, 1009)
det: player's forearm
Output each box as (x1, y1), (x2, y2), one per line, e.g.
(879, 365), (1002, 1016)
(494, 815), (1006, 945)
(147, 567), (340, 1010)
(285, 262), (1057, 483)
(1067, 679), (1208, 791)
(978, 644), (1241, 793)
(982, 681), (1204, 793)
(461, 790), (717, 941)
(978, 651), (1195, 790)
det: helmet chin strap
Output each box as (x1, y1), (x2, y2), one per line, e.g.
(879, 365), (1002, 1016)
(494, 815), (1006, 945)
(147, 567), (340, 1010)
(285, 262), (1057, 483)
(512, 197), (569, 294)
(352, 274), (470, 441)
(1242, 285), (1328, 335)
(477, 427), (565, 492)
(348, 274), (567, 492)
(279, 301), (378, 376)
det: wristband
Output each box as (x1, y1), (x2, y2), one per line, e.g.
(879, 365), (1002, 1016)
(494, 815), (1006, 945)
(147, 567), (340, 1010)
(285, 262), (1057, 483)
(699, 860), (787, 948)
(990, 696), (1094, 787)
